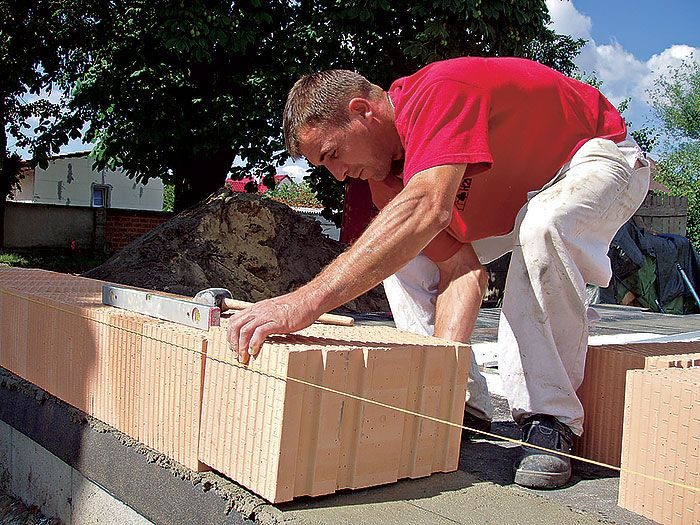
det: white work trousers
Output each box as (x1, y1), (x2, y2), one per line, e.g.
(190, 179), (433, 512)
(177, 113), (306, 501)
(383, 138), (650, 434)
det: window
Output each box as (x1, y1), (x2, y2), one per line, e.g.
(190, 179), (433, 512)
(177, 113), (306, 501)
(92, 184), (111, 208)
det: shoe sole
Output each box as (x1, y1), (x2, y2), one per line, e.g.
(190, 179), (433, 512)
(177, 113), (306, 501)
(514, 466), (572, 489)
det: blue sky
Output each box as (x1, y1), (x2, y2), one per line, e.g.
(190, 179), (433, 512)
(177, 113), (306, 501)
(546, 0), (699, 139)
(572, 0), (698, 61)
(12, 1), (700, 174)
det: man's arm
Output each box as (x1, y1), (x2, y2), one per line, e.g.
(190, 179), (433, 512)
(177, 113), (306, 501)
(228, 164), (467, 363)
(434, 243), (487, 344)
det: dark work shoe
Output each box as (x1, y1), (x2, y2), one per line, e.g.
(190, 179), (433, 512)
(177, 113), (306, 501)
(462, 410), (492, 440)
(514, 414), (574, 489)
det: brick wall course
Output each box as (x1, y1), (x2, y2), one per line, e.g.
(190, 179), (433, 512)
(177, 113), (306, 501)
(0, 269), (206, 470)
(0, 267), (470, 501)
(619, 367), (700, 524)
(577, 341), (700, 466)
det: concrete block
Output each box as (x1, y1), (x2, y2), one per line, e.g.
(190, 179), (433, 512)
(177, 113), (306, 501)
(577, 340), (700, 466)
(71, 471), (153, 524)
(619, 368), (700, 525)
(10, 426), (72, 523)
(199, 323), (469, 503)
(0, 419), (11, 491)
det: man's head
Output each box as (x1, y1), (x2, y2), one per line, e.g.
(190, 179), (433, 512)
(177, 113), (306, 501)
(283, 69), (402, 182)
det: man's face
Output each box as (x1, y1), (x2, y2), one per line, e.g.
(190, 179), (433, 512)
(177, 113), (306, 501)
(299, 117), (393, 183)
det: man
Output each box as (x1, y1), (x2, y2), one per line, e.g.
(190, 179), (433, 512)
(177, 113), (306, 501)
(227, 57), (650, 489)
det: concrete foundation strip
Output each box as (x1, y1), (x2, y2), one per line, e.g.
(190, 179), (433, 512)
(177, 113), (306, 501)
(5, 288), (699, 495)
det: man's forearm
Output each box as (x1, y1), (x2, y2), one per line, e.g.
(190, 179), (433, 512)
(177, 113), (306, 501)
(300, 165), (466, 315)
(301, 187), (443, 313)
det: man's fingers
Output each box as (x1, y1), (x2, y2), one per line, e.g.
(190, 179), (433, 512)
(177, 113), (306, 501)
(227, 312), (248, 354)
(248, 321), (277, 357)
(237, 317), (261, 362)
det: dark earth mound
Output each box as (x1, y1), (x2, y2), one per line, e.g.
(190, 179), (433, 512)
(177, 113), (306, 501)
(84, 191), (389, 314)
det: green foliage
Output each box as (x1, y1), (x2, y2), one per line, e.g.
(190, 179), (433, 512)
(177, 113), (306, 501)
(648, 60), (700, 248)
(162, 182), (175, 212)
(650, 60), (700, 140)
(630, 127), (660, 154)
(0, 248), (110, 273)
(265, 182), (322, 209)
(655, 143), (700, 248)
(32, 0), (579, 217)
(574, 71), (603, 89)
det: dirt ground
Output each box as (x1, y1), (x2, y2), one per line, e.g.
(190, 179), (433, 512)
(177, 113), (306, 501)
(84, 190), (389, 314)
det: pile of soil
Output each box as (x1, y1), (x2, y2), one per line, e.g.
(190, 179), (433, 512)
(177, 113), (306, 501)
(84, 190), (389, 314)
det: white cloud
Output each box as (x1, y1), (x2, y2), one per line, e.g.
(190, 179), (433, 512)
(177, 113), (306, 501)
(545, 0), (591, 39)
(278, 162), (309, 183)
(546, 1), (700, 130)
(642, 45), (699, 103)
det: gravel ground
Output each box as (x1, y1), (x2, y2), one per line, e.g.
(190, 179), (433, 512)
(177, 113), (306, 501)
(0, 493), (58, 525)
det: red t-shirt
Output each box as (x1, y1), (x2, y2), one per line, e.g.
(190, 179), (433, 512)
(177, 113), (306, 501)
(369, 57), (627, 261)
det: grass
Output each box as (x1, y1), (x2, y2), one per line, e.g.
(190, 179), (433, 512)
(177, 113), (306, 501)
(0, 248), (110, 274)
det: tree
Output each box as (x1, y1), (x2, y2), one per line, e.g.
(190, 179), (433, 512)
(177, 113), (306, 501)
(648, 60), (700, 247)
(265, 181), (322, 209)
(39, 0), (580, 216)
(0, 0), (65, 246)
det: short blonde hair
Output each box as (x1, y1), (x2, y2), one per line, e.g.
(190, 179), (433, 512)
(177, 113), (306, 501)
(283, 69), (382, 159)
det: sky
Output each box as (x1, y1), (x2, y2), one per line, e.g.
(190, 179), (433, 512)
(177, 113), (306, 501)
(545, 0), (699, 132)
(12, 1), (700, 180)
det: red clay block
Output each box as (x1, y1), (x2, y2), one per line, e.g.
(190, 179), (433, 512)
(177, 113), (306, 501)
(577, 341), (700, 466)
(138, 322), (207, 472)
(619, 368), (700, 525)
(198, 323), (469, 503)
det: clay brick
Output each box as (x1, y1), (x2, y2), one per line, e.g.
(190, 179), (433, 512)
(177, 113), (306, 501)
(0, 289), (29, 374)
(138, 322), (207, 472)
(577, 341), (700, 466)
(619, 368), (700, 525)
(89, 309), (150, 438)
(199, 323), (469, 503)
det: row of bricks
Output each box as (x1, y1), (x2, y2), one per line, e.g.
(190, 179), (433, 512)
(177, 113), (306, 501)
(619, 365), (699, 525)
(0, 267), (469, 503)
(106, 221), (167, 230)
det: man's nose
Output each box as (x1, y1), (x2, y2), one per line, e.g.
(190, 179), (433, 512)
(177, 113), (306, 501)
(328, 162), (348, 182)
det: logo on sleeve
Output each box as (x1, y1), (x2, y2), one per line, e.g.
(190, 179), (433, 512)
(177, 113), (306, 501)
(455, 177), (472, 211)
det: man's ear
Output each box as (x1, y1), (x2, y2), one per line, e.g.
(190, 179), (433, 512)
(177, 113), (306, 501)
(348, 98), (373, 119)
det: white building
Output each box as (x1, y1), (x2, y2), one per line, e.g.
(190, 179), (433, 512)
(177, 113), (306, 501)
(13, 152), (164, 211)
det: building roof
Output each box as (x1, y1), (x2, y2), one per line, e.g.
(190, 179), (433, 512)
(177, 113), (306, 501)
(225, 174), (290, 193)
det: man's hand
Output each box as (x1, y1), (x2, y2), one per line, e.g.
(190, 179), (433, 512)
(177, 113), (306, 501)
(226, 290), (319, 364)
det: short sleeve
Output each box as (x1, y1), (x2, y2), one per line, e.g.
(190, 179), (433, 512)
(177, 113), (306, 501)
(399, 80), (494, 184)
(422, 231), (462, 262)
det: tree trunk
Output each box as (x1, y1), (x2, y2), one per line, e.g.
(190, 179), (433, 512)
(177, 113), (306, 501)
(0, 106), (23, 249)
(0, 108), (8, 249)
(172, 149), (236, 212)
